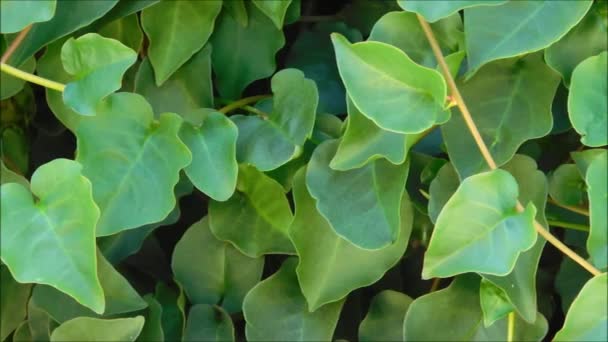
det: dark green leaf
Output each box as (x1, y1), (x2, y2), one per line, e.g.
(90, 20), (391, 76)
(0, 266), (31, 341)
(183, 305), (234, 342)
(358, 290), (412, 342)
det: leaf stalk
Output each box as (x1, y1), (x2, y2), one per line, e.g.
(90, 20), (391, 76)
(0, 63), (66, 92)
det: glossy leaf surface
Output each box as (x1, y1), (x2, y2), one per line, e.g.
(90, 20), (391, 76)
(398, 0), (506, 23)
(0, 0), (56, 33)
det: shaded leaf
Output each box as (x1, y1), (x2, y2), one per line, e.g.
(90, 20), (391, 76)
(222, 0), (247, 27)
(0, 37), (36, 100)
(154, 284), (185, 342)
(0, 160), (28, 188)
(97, 13), (143, 52)
(50, 316), (144, 342)
(555, 256), (592, 313)
(398, 0), (506, 23)
(0, 266), (31, 341)
(183, 305), (234, 342)
(428, 162), (459, 224)
(479, 279), (515, 326)
(137, 295), (163, 342)
(585, 153), (607, 269)
(549, 164), (587, 207)
(358, 290), (412, 342)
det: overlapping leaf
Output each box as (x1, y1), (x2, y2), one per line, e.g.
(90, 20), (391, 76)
(585, 153), (607, 269)
(0, 0), (56, 33)
(252, 0), (292, 29)
(0, 266), (31, 341)
(358, 290), (412, 342)
(50, 316), (145, 342)
(183, 305), (235, 342)
(398, 0), (506, 23)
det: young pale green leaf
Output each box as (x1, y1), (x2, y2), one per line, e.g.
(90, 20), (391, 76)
(442, 53), (560, 178)
(8, 0), (118, 66)
(404, 274), (548, 341)
(423, 169), (537, 279)
(135, 45), (214, 116)
(0, 159), (103, 313)
(138, 295), (163, 342)
(183, 305), (235, 342)
(568, 52), (607, 147)
(98, 13), (143, 53)
(73, 93), (191, 236)
(243, 258), (344, 341)
(0, 0), (56, 33)
(31, 251), (147, 323)
(397, 0), (506, 23)
(50, 316), (145, 342)
(141, 0), (222, 85)
(290, 168), (413, 310)
(222, 0), (248, 27)
(209, 165), (295, 257)
(585, 153), (607, 269)
(331, 96), (423, 170)
(172, 217), (263, 313)
(331, 33), (448, 134)
(554, 273), (607, 341)
(464, 1), (592, 73)
(307, 140), (409, 250)
(549, 164), (587, 207)
(545, 2), (608, 85)
(0, 266), (31, 341)
(180, 111), (238, 201)
(358, 290), (412, 342)
(61, 33), (137, 116)
(479, 279), (515, 327)
(252, 0), (292, 29)
(210, 2), (285, 99)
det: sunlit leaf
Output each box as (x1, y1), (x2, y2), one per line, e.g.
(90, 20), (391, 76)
(0, 0), (56, 33)
(398, 0), (506, 23)
(585, 153), (607, 269)
(252, 0), (292, 29)
(50, 316), (145, 342)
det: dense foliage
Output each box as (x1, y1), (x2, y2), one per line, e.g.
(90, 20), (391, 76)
(0, 0), (607, 341)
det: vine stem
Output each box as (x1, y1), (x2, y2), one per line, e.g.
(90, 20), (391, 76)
(1, 24), (31, 64)
(547, 197), (589, 216)
(0, 63), (66, 92)
(218, 95), (272, 114)
(416, 15), (601, 277)
(547, 220), (589, 232)
(507, 312), (515, 342)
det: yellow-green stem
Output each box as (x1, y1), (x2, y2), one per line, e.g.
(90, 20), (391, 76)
(507, 312), (515, 342)
(547, 220), (589, 232)
(1, 63), (65, 92)
(218, 95), (272, 114)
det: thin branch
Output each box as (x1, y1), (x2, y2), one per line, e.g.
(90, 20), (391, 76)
(547, 220), (589, 232)
(1, 25), (31, 64)
(0, 63), (66, 92)
(218, 95), (272, 114)
(416, 14), (601, 277)
(547, 197), (589, 216)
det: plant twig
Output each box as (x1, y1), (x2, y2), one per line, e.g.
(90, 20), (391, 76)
(429, 278), (441, 292)
(547, 220), (589, 232)
(1, 24), (32, 64)
(547, 197), (589, 216)
(416, 14), (601, 277)
(507, 312), (515, 342)
(419, 189), (430, 200)
(0, 63), (66, 92)
(218, 95), (271, 114)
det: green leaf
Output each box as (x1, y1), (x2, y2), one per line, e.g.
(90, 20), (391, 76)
(290, 168), (413, 310)
(243, 258), (344, 341)
(0, 36), (36, 100)
(222, 0), (247, 27)
(0, 266), (31, 341)
(154, 284), (185, 342)
(358, 290), (412, 342)
(554, 274), (607, 341)
(331, 33), (448, 134)
(97, 14), (143, 53)
(210, 2), (285, 99)
(545, 2), (608, 85)
(428, 162), (460, 224)
(549, 164), (587, 207)
(12, 321), (32, 342)
(172, 217), (263, 313)
(331, 96), (423, 170)
(30, 251), (147, 323)
(0, 159), (103, 313)
(61, 33), (137, 116)
(180, 111), (238, 201)
(479, 279), (515, 326)
(183, 305), (235, 342)
(442, 53), (560, 178)
(0, 0), (56, 33)
(398, 0), (507, 23)
(137, 295), (163, 342)
(50, 316), (145, 342)
(306, 140), (409, 249)
(209, 165), (295, 257)
(141, 0), (222, 85)
(585, 153), (607, 269)
(134, 45), (214, 116)
(571, 149), (607, 175)
(403, 274), (548, 341)
(252, 0), (292, 29)
(26, 296), (54, 342)
(8, 0), (118, 66)
(423, 169), (537, 279)
(568, 52), (608, 147)
(232, 69), (318, 171)
(0, 160), (28, 188)
(73, 93), (191, 236)
(556, 256), (593, 313)
(464, 1), (593, 72)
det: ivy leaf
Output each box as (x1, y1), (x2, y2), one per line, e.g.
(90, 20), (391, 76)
(209, 165), (295, 257)
(397, 0), (507, 23)
(464, 1), (593, 72)
(0, 266), (31, 341)
(180, 110), (238, 201)
(252, 0), (292, 29)
(290, 168), (413, 310)
(30, 251), (147, 323)
(568, 52), (607, 147)
(554, 274), (607, 341)
(8, 0), (118, 66)
(183, 305), (235, 342)
(97, 13), (143, 53)
(222, 0), (247, 27)
(442, 53), (560, 178)
(50, 316), (145, 342)
(358, 290), (412, 342)
(210, 2), (285, 99)
(134, 45), (214, 116)
(306, 140), (409, 249)
(545, 2), (607, 86)
(0, 0), (56, 33)
(243, 258), (344, 341)
(141, 0), (222, 85)
(0, 159), (103, 313)
(585, 153), (607, 269)
(423, 169), (537, 279)
(479, 279), (515, 327)
(61, 33), (137, 116)
(172, 217), (263, 313)
(73, 93), (191, 236)
(331, 33), (448, 134)
(549, 164), (587, 207)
